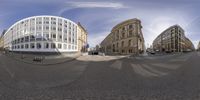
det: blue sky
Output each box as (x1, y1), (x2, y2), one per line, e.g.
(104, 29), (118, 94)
(0, 0), (200, 48)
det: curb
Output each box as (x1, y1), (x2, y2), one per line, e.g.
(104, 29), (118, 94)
(4, 53), (81, 66)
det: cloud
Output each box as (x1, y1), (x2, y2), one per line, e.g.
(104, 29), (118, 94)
(58, 1), (127, 16)
(67, 1), (127, 9)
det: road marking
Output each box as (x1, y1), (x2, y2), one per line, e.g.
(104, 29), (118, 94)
(131, 64), (158, 77)
(169, 54), (192, 62)
(169, 58), (188, 62)
(141, 64), (167, 76)
(0, 61), (15, 78)
(197, 52), (200, 56)
(110, 60), (122, 70)
(151, 63), (180, 70)
(0, 55), (15, 78)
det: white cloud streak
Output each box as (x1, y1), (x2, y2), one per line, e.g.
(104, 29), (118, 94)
(66, 1), (127, 9)
(58, 1), (127, 16)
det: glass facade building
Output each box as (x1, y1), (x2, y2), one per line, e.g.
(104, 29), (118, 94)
(3, 15), (78, 53)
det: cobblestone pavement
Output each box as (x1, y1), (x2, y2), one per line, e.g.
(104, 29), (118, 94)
(0, 52), (200, 100)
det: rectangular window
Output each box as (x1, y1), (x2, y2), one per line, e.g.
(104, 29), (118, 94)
(30, 35), (35, 41)
(46, 26), (49, 30)
(25, 36), (29, 42)
(51, 43), (56, 49)
(63, 44), (67, 49)
(21, 45), (24, 49)
(129, 30), (132, 36)
(17, 39), (20, 43)
(58, 44), (62, 49)
(25, 44), (29, 49)
(21, 37), (24, 43)
(129, 25), (133, 29)
(44, 34), (49, 40)
(36, 43), (41, 49)
(44, 43), (49, 49)
(53, 34), (56, 39)
(30, 43), (35, 49)
(128, 40), (131, 46)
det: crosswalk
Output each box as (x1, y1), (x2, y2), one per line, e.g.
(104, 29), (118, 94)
(110, 60), (122, 70)
(131, 64), (159, 77)
(108, 53), (193, 77)
(197, 52), (200, 56)
(169, 54), (191, 62)
(109, 60), (181, 77)
(151, 63), (180, 70)
(141, 64), (167, 76)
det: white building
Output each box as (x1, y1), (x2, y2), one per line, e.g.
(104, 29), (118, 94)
(3, 15), (80, 53)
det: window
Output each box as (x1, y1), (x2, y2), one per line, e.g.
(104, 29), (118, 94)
(44, 43), (49, 49)
(52, 34), (56, 39)
(30, 43), (35, 49)
(52, 22), (56, 24)
(69, 37), (71, 42)
(45, 21), (49, 24)
(51, 43), (56, 49)
(129, 25), (133, 29)
(46, 26), (49, 30)
(51, 27), (56, 30)
(129, 30), (133, 36)
(44, 34), (49, 40)
(30, 35), (35, 41)
(64, 38), (67, 41)
(122, 33), (125, 38)
(122, 27), (125, 30)
(36, 33), (42, 41)
(128, 40), (132, 46)
(25, 36), (29, 42)
(36, 43), (41, 49)
(121, 41), (124, 47)
(58, 44), (62, 49)
(17, 39), (20, 43)
(63, 44), (67, 49)
(21, 38), (24, 43)
(51, 18), (56, 20)
(59, 35), (62, 39)
(21, 45), (24, 49)
(25, 44), (29, 49)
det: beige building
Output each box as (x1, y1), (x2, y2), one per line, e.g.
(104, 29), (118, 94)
(0, 36), (3, 50)
(77, 22), (88, 52)
(153, 25), (194, 52)
(100, 18), (145, 55)
(0, 30), (6, 50)
(197, 41), (200, 51)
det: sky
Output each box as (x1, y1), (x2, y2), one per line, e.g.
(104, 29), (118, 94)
(0, 0), (200, 48)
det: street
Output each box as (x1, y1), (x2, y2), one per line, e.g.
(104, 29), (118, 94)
(0, 52), (200, 100)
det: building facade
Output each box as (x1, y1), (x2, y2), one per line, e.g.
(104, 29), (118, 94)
(153, 25), (194, 52)
(0, 30), (6, 50)
(197, 41), (200, 51)
(3, 15), (87, 53)
(0, 36), (3, 50)
(100, 18), (145, 55)
(77, 22), (88, 52)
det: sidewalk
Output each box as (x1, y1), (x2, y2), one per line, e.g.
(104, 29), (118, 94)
(4, 52), (81, 65)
